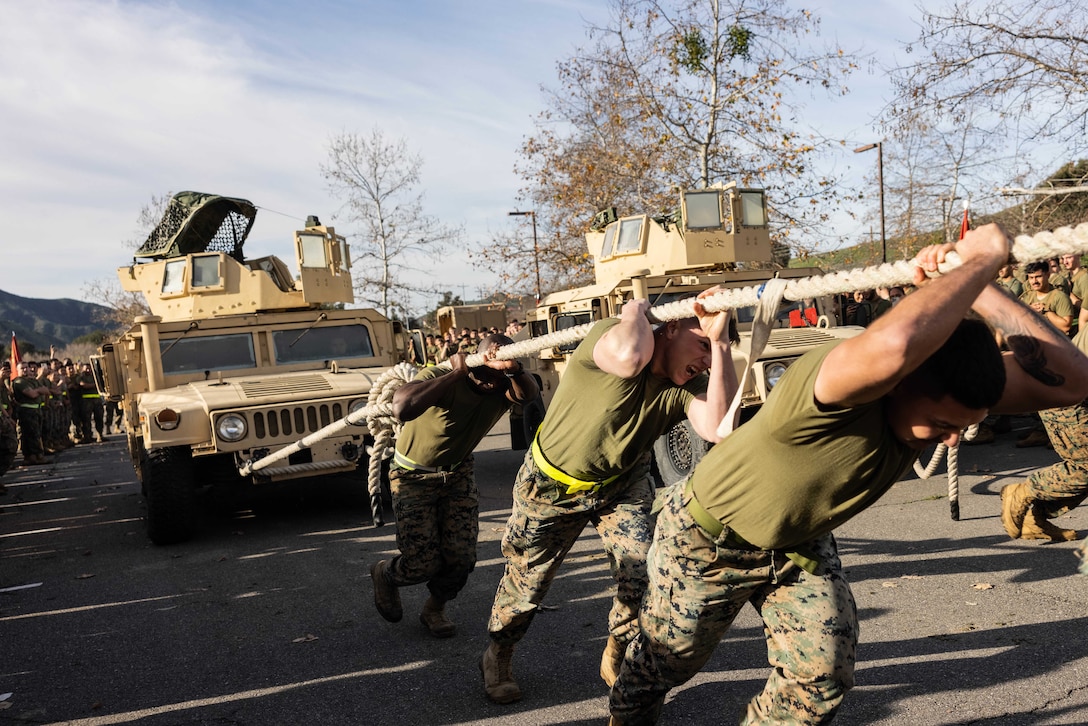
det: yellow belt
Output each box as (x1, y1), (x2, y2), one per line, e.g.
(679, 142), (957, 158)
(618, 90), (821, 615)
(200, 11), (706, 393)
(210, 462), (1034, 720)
(531, 434), (621, 494)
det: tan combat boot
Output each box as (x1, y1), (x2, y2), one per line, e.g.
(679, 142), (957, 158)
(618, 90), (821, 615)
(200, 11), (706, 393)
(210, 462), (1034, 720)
(1020, 505), (1078, 542)
(1000, 482), (1033, 539)
(480, 641), (521, 704)
(419, 595), (455, 638)
(370, 560), (402, 622)
(600, 635), (625, 688)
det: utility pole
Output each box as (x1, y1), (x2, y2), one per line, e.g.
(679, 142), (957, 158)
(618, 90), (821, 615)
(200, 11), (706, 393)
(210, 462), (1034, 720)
(508, 210), (542, 304)
(854, 142), (886, 263)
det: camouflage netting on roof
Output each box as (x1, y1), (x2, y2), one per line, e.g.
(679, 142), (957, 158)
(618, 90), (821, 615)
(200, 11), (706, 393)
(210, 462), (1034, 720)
(134, 191), (257, 260)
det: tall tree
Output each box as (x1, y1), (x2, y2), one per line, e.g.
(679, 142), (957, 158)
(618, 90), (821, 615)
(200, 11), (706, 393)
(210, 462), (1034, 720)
(321, 129), (460, 318)
(478, 0), (856, 290)
(890, 1), (1088, 152)
(873, 107), (1004, 260)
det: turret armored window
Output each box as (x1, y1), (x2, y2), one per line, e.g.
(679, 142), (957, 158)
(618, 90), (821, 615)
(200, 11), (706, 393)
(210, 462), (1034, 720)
(614, 218), (645, 255)
(162, 259), (187, 294)
(738, 191), (767, 227)
(191, 255), (223, 288)
(600, 226), (617, 259)
(298, 233), (330, 269)
(683, 190), (723, 230)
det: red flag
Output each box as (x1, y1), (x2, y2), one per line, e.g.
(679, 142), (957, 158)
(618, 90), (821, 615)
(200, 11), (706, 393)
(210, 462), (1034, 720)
(10, 331), (20, 370)
(958, 200), (970, 240)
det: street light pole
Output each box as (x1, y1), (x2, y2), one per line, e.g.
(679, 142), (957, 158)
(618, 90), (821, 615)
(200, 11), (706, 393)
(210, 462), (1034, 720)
(508, 210), (541, 304)
(854, 142), (886, 263)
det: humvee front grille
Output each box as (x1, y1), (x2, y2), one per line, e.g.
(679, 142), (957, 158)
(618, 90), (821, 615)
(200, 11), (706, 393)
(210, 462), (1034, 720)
(767, 329), (840, 350)
(239, 376), (334, 398)
(251, 402), (345, 439)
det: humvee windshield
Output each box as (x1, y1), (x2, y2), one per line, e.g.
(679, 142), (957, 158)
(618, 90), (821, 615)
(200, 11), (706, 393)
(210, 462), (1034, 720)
(272, 324), (374, 364)
(161, 333), (256, 374)
(157, 325), (377, 375)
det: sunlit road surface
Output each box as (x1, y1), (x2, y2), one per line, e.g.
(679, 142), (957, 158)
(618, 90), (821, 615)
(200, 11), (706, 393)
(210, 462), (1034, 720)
(1, 416), (1085, 726)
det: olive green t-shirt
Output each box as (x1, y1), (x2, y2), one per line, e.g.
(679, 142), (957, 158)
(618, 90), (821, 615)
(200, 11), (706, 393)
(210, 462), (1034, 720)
(537, 318), (707, 481)
(395, 366), (513, 468)
(1072, 327), (1088, 356)
(1019, 288), (1075, 320)
(1050, 271), (1071, 296)
(11, 376), (40, 406)
(1069, 268), (1088, 303)
(997, 276), (1024, 298)
(692, 343), (917, 551)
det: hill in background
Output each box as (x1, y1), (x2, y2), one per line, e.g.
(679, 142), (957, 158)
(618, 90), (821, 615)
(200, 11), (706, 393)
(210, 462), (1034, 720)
(0, 289), (113, 356)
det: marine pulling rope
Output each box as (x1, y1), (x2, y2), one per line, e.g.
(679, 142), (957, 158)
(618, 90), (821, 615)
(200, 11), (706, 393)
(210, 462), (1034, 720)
(238, 222), (1088, 526)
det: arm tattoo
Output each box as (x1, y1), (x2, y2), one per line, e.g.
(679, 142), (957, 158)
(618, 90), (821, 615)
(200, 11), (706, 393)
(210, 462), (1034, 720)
(1005, 334), (1066, 387)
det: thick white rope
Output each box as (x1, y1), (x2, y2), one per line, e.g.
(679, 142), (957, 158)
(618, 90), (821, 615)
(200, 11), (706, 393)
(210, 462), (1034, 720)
(460, 222), (1088, 368)
(362, 362), (417, 526)
(239, 222), (1088, 518)
(912, 423), (979, 520)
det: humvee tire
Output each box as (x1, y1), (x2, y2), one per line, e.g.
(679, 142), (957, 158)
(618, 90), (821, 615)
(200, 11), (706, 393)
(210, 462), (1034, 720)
(145, 446), (198, 545)
(652, 419), (711, 488)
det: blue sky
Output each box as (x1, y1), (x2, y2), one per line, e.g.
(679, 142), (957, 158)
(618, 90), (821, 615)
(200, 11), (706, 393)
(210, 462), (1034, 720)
(0, 0), (918, 310)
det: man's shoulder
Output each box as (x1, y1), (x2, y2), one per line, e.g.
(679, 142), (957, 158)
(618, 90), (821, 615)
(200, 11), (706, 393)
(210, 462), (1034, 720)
(572, 317), (620, 357)
(1047, 288), (1074, 303)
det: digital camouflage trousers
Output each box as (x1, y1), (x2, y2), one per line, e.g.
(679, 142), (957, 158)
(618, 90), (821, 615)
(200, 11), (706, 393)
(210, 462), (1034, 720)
(1029, 402), (1088, 519)
(386, 455), (478, 602)
(610, 481), (857, 726)
(14, 406), (43, 458)
(0, 413), (18, 475)
(487, 449), (655, 647)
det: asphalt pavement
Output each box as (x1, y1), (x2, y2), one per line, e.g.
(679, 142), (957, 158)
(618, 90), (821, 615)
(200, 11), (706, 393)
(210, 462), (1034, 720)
(0, 417), (1086, 726)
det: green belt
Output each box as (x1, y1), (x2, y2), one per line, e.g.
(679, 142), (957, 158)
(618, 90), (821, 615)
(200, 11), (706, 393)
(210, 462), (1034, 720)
(81, 394), (101, 399)
(393, 449), (459, 474)
(531, 434), (621, 494)
(683, 479), (821, 574)
(17, 402), (40, 409)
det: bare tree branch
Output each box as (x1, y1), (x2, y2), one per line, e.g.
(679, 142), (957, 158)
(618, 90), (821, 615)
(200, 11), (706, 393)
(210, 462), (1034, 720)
(321, 129), (461, 319)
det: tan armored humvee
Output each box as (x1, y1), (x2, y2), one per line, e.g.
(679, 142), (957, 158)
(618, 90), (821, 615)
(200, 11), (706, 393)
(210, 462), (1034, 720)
(95, 192), (416, 544)
(512, 183), (863, 484)
(435, 303), (508, 338)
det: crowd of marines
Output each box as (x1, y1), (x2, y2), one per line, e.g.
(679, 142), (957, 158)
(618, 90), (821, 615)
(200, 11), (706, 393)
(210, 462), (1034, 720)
(369, 226), (1088, 725)
(0, 355), (121, 494)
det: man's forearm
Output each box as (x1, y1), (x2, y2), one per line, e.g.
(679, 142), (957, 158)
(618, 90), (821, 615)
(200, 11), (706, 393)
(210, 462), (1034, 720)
(690, 342), (737, 443)
(974, 283), (1088, 411)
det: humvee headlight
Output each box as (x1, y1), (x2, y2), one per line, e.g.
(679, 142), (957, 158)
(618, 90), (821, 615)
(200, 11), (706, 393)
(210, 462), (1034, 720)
(153, 408), (180, 431)
(216, 414), (248, 442)
(348, 398), (368, 425)
(765, 361), (790, 390)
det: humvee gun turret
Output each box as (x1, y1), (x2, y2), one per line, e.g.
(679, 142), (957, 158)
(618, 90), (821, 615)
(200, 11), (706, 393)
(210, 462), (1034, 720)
(95, 192), (415, 544)
(436, 303), (508, 338)
(513, 183), (862, 484)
